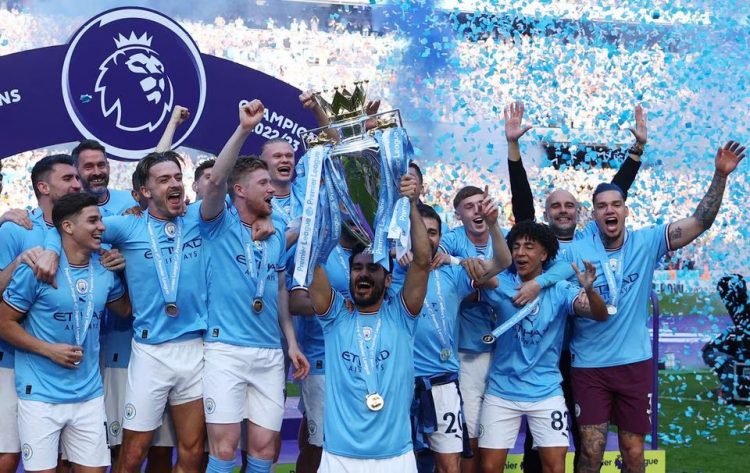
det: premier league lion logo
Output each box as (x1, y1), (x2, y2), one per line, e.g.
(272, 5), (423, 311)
(62, 7), (206, 160)
(94, 31), (174, 132)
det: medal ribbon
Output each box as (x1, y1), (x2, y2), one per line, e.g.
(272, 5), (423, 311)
(239, 224), (270, 304)
(424, 271), (451, 357)
(355, 316), (382, 396)
(486, 275), (540, 340)
(592, 229), (629, 310)
(146, 214), (183, 306)
(61, 258), (95, 347)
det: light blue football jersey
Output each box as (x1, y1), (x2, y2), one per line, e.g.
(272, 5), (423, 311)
(201, 208), (286, 347)
(2, 255), (124, 403)
(96, 188), (137, 369)
(48, 206), (208, 345)
(413, 265), (474, 377)
(98, 189), (137, 216)
(319, 290), (417, 459)
(439, 226), (497, 353)
(0, 209), (52, 369)
(567, 224), (670, 368)
(482, 272), (580, 401)
(294, 245), (352, 376)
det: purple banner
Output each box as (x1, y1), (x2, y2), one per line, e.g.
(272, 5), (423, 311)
(0, 7), (315, 161)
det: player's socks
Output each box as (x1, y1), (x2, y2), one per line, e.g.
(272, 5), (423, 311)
(207, 455), (235, 473)
(246, 454), (273, 473)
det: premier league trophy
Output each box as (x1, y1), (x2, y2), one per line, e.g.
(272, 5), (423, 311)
(292, 81), (413, 287)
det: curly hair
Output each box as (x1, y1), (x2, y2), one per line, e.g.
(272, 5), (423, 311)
(506, 220), (559, 264)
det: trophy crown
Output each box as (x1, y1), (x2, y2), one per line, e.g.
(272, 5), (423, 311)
(313, 81), (369, 123)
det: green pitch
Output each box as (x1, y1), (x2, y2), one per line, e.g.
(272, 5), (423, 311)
(659, 370), (749, 473)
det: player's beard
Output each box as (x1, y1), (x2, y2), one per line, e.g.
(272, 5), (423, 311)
(84, 173), (109, 197)
(351, 277), (386, 308)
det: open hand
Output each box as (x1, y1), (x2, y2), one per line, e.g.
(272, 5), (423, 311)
(504, 101), (533, 142)
(715, 141), (746, 177)
(572, 261), (597, 291)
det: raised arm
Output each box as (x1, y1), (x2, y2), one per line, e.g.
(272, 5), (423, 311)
(465, 186), (511, 283)
(401, 174), (431, 315)
(572, 261), (608, 321)
(309, 265), (334, 315)
(667, 141), (746, 250)
(611, 104), (646, 194)
(154, 106), (190, 152)
(505, 102), (536, 222)
(200, 100), (265, 221)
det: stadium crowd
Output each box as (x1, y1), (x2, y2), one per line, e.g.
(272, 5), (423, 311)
(1, 4), (748, 473)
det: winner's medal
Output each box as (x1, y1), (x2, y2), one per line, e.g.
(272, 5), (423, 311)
(165, 303), (180, 317)
(606, 304), (617, 315)
(147, 215), (183, 319)
(241, 224), (269, 316)
(440, 348), (452, 361)
(366, 393), (384, 411)
(426, 272), (454, 363)
(62, 260), (95, 367)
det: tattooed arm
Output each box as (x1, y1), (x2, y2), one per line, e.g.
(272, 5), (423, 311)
(667, 141), (746, 250)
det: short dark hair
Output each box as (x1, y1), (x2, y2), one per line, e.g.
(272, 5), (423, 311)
(52, 192), (99, 230)
(260, 138), (292, 156)
(71, 140), (106, 166)
(228, 156), (267, 198)
(134, 151), (183, 190)
(592, 182), (626, 204)
(131, 168), (142, 193)
(408, 162), (423, 185)
(31, 154), (75, 198)
(194, 159), (216, 182)
(348, 242), (393, 273)
(453, 185), (483, 210)
(506, 221), (559, 264)
(417, 203), (442, 235)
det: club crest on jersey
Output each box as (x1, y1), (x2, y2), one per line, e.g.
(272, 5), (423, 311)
(61, 7), (206, 160)
(362, 326), (373, 341)
(124, 403), (136, 420)
(76, 279), (88, 294)
(22, 444), (33, 461)
(109, 421), (121, 437)
(609, 257), (618, 271)
(164, 222), (177, 238)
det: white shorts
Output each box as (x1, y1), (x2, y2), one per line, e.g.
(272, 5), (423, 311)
(17, 397), (110, 471)
(203, 343), (285, 431)
(104, 367), (176, 447)
(123, 338), (204, 432)
(478, 394), (570, 450)
(318, 450), (417, 473)
(425, 382), (464, 454)
(0, 368), (19, 453)
(458, 351), (491, 438)
(299, 374), (325, 447)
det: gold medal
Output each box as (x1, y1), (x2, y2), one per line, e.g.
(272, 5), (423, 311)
(440, 348), (452, 361)
(252, 298), (263, 313)
(165, 303), (179, 317)
(607, 304), (617, 315)
(366, 393), (384, 412)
